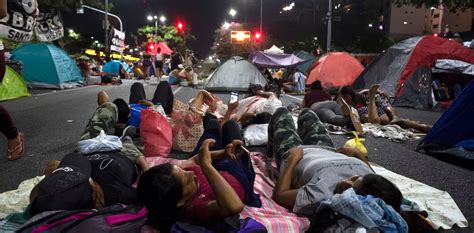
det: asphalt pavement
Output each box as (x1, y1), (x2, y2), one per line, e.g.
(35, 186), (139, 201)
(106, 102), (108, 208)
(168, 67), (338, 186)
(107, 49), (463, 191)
(0, 80), (472, 232)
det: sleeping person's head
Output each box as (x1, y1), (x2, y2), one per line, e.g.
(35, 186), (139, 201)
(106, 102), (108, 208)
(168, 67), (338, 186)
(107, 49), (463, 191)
(310, 80), (323, 90)
(112, 98), (130, 125)
(334, 174), (403, 212)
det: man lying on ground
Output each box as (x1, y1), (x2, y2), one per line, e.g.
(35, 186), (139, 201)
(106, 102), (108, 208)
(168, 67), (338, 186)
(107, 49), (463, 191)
(268, 107), (403, 217)
(138, 120), (261, 232)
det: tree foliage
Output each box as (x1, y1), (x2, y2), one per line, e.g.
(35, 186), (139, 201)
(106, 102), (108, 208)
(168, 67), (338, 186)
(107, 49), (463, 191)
(392, 0), (473, 10)
(134, 25), (195, 54)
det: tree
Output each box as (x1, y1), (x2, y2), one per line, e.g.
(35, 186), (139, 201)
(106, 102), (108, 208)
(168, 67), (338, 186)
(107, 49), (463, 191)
(134, 24), (195, 54)
(392, 0), (473, 10)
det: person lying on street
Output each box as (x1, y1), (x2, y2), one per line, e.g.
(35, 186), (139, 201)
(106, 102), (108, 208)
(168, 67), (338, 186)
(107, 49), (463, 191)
(137, 120), (261, 232)
(81, 91), (149, 172)
(267, 107), (403, 217)
(29, 151), (141, 216)
(338, 85), (432, 133)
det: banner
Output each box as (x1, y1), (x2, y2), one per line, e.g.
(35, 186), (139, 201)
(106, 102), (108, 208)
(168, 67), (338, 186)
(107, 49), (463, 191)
(35, 10), (64, 42)
(0, 0), (38, 41)
(109, 28), (125, 53)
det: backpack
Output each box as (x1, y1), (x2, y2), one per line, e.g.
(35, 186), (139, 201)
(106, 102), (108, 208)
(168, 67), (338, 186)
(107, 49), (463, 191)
(17, 204), (147, 233)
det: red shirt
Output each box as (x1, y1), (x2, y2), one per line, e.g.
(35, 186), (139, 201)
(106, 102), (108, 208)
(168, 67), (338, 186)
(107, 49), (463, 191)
(184, 165), (245, 222)
(304, 89), (332, 107)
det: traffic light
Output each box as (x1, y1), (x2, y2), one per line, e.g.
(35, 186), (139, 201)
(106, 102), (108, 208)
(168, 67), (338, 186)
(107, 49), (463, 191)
(254, 31), (262, 43)
(146, 42), (156, 54)
(177, 21), (184, 31)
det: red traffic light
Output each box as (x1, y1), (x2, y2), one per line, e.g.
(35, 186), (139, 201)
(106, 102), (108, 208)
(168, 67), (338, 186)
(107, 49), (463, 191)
(254, 31), (262, 43)
(177, 21), (184, 31)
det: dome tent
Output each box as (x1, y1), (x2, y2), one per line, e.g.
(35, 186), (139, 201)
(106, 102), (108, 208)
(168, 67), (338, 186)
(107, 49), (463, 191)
(12, 44), (84, 89)
(205, 56), (267, 92)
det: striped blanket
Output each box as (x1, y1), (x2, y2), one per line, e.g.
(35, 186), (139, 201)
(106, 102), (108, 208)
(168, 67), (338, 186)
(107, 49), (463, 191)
(145, 155), (310, 233)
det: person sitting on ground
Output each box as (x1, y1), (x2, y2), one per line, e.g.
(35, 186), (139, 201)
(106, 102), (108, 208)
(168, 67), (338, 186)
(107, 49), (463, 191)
(0, 105), (24, 160)
(177, 66), (194, 85)
(268, 107), (404, 222)
(283, 68), (306, 94)
(29, 150), (142, 216)
(167, 64), (184, 85)
(303, 80), (331, 108)
(133, 62), (145, 80)
(339, 85), (431, 133)
(138, 120), (260, 231)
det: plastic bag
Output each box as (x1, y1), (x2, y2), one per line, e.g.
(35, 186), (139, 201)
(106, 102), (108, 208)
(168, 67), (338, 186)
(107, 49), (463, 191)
(78, 130), (123, 155)
(141, 108), (172, 157)
(344, 131), (368, 156)
(244, 124), (269, 146)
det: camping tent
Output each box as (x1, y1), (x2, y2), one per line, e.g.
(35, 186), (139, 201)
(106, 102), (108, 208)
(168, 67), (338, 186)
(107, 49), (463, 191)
(103, 60), (132, 74)
(249, 51), (304, 68)
(417, 81), (474, 164)
(200, 59), (220, 76)
(156, 42), (173, 55)
(12, 44), (84, 89)
(205, 56), (267, 92)
(352, 36), (474, 108)
(264, 45), (284, 54)
(0, 66), (30, 101)
(294, 50), (318, 74)
(306, 52), (364, 88)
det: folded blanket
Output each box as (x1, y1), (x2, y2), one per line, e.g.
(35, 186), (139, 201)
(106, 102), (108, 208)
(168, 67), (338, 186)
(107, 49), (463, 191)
(371, 163), (468, 229)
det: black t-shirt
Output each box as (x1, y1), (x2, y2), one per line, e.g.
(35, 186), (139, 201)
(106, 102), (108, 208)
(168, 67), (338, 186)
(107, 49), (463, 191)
(85, 152), (139, 206)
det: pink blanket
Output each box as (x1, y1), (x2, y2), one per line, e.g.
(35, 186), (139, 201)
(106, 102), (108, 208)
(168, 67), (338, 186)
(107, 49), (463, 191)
(144, 155), (310, 232)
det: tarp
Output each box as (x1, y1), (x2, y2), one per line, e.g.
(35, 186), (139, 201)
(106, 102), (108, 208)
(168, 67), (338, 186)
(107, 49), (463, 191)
(306, 52), (364, 88)
(11, 44), (84, 89)
(0, 66), (30, 101)
(249, 51), (304, 68)
(205, 56), (267, 92)
(103, 60), (132, 74)
(264, 45), (284, 54)
(353, 36), (474, 99)
(418, 81), (474, 164)
(294, 50), (318, 74)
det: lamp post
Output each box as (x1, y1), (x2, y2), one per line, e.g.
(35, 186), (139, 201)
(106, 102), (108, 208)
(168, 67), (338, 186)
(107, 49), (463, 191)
(229, 8), (237, 17)
(159, 15), (166, 24)
(147, 15), (158, 38)
(326, 0), (332, 52)
(260, 0), (262, 34)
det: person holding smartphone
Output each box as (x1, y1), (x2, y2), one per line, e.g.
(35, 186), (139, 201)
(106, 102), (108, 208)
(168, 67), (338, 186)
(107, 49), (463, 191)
(138, 119), (261, 231)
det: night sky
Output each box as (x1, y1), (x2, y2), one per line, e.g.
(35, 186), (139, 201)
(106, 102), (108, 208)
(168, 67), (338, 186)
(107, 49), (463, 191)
(63, 0), (287, 57)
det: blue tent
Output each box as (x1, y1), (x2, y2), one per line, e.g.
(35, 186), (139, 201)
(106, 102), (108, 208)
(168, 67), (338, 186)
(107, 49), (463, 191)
(103, 60), (132, 74)
(12, 44), (84, 89)
(418, 81), (474, 164)
(294, 50), (318, 74)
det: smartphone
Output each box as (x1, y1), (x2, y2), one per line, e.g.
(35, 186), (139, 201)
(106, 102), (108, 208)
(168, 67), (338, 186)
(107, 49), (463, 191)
(234, 144), (250, 158)
(229, 92), (239, 104)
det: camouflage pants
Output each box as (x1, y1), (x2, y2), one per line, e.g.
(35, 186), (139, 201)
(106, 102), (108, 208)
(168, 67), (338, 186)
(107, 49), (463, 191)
(80, 102), (143, 162)
(267, 108), (334, 168)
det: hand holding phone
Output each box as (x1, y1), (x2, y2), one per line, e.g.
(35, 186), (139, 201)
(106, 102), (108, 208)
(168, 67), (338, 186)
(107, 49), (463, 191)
(229, 92), (239, 104)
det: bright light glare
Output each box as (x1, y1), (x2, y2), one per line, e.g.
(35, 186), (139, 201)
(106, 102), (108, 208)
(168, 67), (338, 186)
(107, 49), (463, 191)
(229, 9), (237, 17)
(222, 22), (230, 30)
(368, 23), (373, 28)
(147, 15), (153, 21)
(160, 16), (166, 23)
(403, 21), (408, 25)
(378, 25), (384, 30)
(282, 2), (295, 11)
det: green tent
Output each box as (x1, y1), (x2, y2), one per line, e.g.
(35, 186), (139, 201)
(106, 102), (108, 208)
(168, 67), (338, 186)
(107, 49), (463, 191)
(0, 66), (30, 101)
(12, 44), (84, 89)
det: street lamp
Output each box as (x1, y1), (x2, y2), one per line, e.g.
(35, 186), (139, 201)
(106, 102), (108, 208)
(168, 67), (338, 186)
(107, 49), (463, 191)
(229, 8), (237, 17)
(147, 15), (158, 38)
(159, 15), (166, 23)
(222, 21), (230, 30)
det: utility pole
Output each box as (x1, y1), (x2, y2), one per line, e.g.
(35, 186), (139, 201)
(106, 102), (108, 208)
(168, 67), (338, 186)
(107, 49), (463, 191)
(326, 0), (332, 52)
(104, 0), (109, 60)
(260, 0), (263, 33)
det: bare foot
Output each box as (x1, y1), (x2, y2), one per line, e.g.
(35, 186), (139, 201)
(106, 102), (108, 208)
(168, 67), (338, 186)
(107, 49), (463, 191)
(338, 97), (351, 116)
(368, 84), (380, 100)
(7, 132), (24, 161)
(97, 91), (110, 106)
(349, 108), (364, 134)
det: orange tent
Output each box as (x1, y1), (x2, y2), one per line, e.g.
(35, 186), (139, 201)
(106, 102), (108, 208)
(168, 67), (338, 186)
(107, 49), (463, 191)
(306, 52), (364, 88)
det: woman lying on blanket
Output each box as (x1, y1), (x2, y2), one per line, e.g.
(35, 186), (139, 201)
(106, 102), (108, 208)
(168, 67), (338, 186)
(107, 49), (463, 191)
(268, 107), (403, 215)
(338, 85), (432, 133)
(138, 120), (261, 232)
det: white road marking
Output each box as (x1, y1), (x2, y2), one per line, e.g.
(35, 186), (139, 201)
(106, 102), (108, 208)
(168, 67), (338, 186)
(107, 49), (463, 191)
(32, 85), (97, 97)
